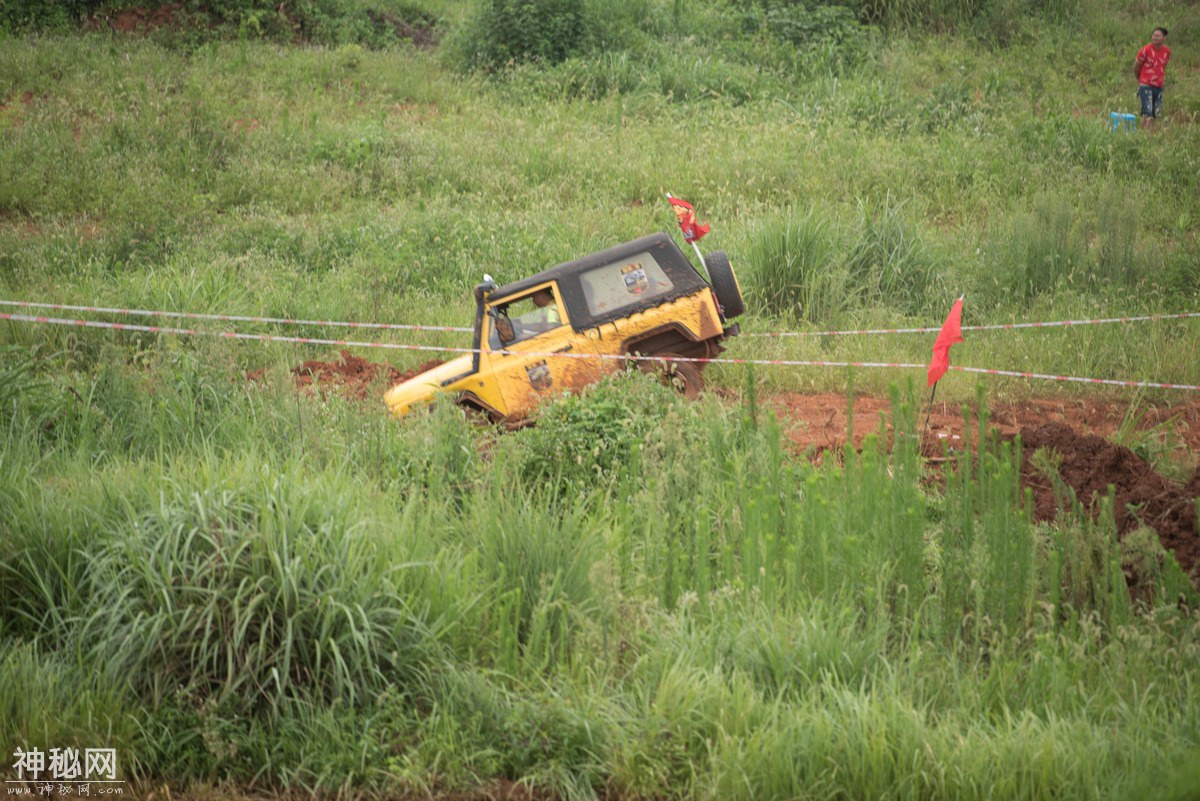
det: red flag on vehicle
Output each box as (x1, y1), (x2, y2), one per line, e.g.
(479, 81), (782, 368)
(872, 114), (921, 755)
(927, 297), (964, 387)
(668, 195), (710, 243)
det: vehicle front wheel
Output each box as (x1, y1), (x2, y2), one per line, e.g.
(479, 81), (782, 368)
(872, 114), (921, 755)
(638, 352), (704, 400)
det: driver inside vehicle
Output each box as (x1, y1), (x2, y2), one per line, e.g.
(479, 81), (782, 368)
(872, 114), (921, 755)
(526, 289), (560, 330)
(489, 287), (562, 348)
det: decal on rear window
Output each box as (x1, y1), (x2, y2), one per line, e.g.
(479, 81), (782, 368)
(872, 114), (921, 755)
(581, 251), (674, 315)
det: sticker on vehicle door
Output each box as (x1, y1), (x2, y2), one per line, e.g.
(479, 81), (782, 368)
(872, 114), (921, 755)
(526, 360), (553, 391)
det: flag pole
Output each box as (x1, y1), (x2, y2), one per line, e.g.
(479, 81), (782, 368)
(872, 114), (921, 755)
(920, 381), (938, 458)
(690, 240), (708, 278)
(665, 192), (711, 280)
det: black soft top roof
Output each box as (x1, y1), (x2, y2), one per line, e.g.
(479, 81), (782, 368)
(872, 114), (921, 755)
(490, 233), (709, 331)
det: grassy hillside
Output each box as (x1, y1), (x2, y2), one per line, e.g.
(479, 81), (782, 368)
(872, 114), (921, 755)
(2, 0), (1198, 395)
(2, 1), (1200, 798)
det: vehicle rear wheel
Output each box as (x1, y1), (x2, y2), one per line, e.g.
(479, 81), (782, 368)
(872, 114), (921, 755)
(639, 352), (704, 400)
(704, 251), (744, 320)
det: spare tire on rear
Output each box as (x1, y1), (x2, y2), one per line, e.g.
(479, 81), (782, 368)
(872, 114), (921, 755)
(704, 251), (744, 319)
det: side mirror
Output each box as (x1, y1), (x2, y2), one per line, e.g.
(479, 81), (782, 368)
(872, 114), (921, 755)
(495, 316), (515, 344)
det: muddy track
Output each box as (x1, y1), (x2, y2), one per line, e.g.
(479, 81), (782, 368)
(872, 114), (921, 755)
(258, 353), (1200, 585)
(767, 392), (1200, 586)
(246, 350), (443, 401)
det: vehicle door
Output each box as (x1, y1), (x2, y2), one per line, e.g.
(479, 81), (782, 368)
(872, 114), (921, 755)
(483, 283), (600, 418)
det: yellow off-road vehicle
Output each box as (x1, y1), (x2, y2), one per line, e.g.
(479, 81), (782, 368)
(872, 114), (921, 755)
(384, 233), (744, 422)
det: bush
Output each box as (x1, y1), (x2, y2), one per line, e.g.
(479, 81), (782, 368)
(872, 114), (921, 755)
(851, 0), (1077, 32)
(501, 39), (778, 104)
(1, 0), (440, 47)
(980, 192), (1086, 304)
(459, 0), (592, 69)
(738, 0), (877, 69)
(845, 195), (942, 315)
(389, 667), (611, 797)
(512, 371), (682, 493)
(1164, 240), (1200, 300)
(73, 461), (439, 715)
(0, 0), (89, 32)
(0, 642), (137, 760)
(979, 188), (1146, 307)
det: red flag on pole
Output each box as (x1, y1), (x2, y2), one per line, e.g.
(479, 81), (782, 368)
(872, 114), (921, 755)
(668, 195), (710, 243)
(927, 297), (964, 386)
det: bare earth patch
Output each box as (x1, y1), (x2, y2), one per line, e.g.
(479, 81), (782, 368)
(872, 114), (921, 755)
(768, 391), (1200, 587)
(246, 350), (442, 401)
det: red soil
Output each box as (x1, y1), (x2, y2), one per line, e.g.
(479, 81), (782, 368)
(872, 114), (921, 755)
(769, 392), (1200, 585)
(247, 350), (442, 401)
(251, 359), (1199, 585)
(102, 2), (184, 32)
(767, 392), (1200, 457)
(1020, 423), (1200, 585)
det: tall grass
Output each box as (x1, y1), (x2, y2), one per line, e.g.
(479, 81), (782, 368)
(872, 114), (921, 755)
(740, 209), (851, 322)
(742, 199), (940, 324)
(2, 8), (1200, 797)
(0, 642), (138, 761)
(2, 365), (1198, 794)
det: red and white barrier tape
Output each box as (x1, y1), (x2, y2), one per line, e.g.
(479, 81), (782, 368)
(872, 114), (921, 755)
(4, 311), (1198, 391)
(745, 311), (1200, 338)
(0, 311), (922, 370)
(0, 299), (472, 334)
(5, 299), (1197, 341)
(948, 366), (1200, 391)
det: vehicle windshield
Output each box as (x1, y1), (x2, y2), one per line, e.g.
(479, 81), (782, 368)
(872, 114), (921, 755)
(579, 251), (675, 317)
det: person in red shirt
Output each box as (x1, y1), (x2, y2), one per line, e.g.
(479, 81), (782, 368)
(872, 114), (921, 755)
(1133, 27), (1170, 130)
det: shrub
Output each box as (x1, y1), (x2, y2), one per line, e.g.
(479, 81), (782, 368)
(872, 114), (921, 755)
(0, 642), (137, 760)
(852, 0), (1077, 32)
(389, 667), (611, 797)
(502, 39), (778, 104)
(1, 0), (440, 47)
(981, 192), (1089, 304)
(979, 188), (1147, 307)
(742, 200), (940, 323)
(0, 0), (89, 32)
(844, 195), (942, 315)
(73, 461), (439, 715)
(513, 371), (681, 493)
(1164, 240), (1200, 300)
(460, 0), (591, 69)
(738, 0), (876, 69)
(1094, 183), (1140, 286)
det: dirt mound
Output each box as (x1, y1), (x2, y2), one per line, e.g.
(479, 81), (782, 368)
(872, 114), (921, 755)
(769, 392), (1200, 457)
(767, 392), (1200, 587)
(247, 351), (443, 400)
(1020, 423), (1200, 583)
(294, 350), (443, 400)
(98, 2), (184, 32)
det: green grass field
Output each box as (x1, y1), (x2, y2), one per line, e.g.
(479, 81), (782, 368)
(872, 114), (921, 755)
(3, 0), (1200, 797)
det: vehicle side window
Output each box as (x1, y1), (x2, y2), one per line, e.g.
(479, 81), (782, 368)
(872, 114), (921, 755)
(488, 287), (562, 348)
(579, 251), (674, 316)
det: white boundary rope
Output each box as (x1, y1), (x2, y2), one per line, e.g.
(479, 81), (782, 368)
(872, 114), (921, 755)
(4, 311), (1198, 391)
(745, 311), (1200, 338)
(0, 299), (472, 333)
(4, 299), (1196, 340)
(948, 365), (1200, 391)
